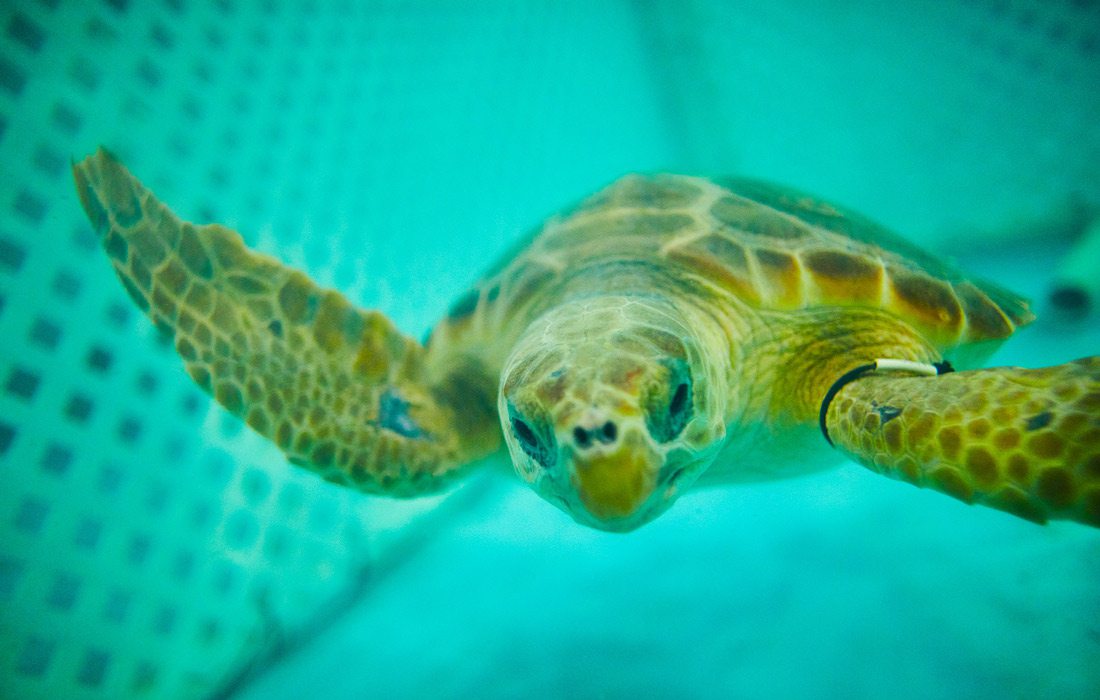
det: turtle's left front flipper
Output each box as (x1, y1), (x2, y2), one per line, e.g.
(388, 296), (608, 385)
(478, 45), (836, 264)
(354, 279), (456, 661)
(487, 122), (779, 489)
(73, 148), (496, 495)
(825, 357), (1100, 527)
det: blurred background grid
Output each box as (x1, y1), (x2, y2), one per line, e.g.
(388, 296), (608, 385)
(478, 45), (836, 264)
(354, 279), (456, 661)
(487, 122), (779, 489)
(0, 1), (1098, 698)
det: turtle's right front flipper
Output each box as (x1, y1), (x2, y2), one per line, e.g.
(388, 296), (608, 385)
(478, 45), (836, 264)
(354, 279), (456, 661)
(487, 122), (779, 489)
(73, 147), (492, 495)
(825, 357), (1100, 527)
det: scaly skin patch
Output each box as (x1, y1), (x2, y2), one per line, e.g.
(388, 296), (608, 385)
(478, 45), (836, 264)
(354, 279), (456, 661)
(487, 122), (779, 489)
(73, 148), (497, 495)
(74, 152), (1093, 531)
(826, 357), (1100, 526)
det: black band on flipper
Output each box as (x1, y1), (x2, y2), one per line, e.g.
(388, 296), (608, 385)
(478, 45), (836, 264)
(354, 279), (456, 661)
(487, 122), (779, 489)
(819, 359), (955, 447)
(818, 363), (877, 447)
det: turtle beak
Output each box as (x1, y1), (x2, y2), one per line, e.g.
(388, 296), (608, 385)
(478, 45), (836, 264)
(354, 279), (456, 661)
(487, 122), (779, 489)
(569, 431), (660, 528)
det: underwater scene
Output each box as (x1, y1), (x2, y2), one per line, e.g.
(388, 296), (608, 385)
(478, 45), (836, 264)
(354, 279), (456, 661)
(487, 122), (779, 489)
(1, 1), (1099, 698)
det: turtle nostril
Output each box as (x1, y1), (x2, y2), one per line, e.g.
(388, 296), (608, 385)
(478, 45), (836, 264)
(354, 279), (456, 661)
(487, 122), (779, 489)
(573, 421), (619, 449)
(599, 421), (617, 444)
(573, 426), (591, 448)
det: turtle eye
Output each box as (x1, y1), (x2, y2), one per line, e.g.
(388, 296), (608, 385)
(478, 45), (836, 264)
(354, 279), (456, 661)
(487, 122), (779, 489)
(509, 412), (556, 469)
(645, 360), (693, 443)
(512, 417), (539, 451)
(665, 380), (692, 437)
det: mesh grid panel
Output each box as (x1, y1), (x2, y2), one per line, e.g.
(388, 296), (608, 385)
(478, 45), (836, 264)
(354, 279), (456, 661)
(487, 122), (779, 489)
(1, 1), (1099, 699)
(639, 0), (1100, 237)
(0, 1), (672, 698)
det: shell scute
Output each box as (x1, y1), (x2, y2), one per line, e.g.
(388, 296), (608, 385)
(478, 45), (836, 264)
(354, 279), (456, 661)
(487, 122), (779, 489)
(433, 172), (1034, 357)
(706, 175), (1032, 345)
(955, 281), (1013, 338)
(568, 174), (703, 217)
(753, 248), (802, 306)
(888, 268), (964, 334)
(666, 234), (759, 303)
(607, 174), (704, 209)
(546, 212), (695, 253)
(803, 249), (883, 304)
(709, 195), (811, 240)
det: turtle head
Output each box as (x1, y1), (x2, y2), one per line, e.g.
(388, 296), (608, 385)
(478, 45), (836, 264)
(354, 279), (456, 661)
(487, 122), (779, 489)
(499, 297), (726, 532)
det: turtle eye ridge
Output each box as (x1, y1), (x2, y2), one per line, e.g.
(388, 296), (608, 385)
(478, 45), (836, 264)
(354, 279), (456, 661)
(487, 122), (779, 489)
(644, 361), (694, 443)
(510, 415), (556, 469)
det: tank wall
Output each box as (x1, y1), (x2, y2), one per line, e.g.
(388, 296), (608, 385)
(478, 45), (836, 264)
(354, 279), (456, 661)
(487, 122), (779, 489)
(0, 1), (1097, 698)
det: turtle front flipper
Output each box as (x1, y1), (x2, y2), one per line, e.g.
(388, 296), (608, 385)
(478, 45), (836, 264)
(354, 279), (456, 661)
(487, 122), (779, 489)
(73, 147), (492, 495)
(824, 357), (1100, 527)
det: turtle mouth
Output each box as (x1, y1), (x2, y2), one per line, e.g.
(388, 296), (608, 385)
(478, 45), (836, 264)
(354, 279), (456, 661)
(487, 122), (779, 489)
(665, 466), (688, 486)
(564, 496), (664, 533)
(569, 441), (661, 524)
(530, 442), (710, 533)
(660, 449), (710, 490)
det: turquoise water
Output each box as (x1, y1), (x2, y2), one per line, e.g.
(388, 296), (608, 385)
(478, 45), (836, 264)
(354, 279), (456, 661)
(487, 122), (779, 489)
(1, 1), (1098, 698)
(239, 238), (1100, 700)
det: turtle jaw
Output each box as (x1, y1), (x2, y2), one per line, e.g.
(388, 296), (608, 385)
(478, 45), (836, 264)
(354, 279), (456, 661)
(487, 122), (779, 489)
(554, 432), (710, 533)
(567, 430), (661, 530)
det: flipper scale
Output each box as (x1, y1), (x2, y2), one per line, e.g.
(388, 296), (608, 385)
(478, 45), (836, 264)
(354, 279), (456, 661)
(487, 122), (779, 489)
(827, 356), (1100, 526)
(73, 148), (487, 495)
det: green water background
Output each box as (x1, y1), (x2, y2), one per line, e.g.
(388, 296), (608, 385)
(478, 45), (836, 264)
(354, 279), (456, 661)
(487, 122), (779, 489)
(0, 1), (1097, 698)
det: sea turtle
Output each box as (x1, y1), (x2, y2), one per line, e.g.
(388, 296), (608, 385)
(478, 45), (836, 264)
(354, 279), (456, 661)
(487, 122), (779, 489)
(72, 148), (1100, 532)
